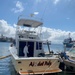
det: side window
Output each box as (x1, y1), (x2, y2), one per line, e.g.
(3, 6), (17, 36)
(39, 42), (42, 50)
(36, 42), (42, 50)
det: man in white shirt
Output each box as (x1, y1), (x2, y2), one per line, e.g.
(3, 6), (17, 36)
(23, 45), (29, 57)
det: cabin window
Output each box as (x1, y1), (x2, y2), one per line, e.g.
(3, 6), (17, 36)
(36, 42), (42, 50)
(19, 35), (23, 38)
(29, 36), (36, 39)
(19, 41), (34, 57)
(19, 41), (26, 56)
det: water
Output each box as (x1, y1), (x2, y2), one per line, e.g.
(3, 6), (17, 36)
(44, 44), (64, 54)
(0, 42), (75, 75)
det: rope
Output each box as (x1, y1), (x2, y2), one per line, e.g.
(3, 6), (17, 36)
(41, 1), (48, 19)
(61, 52), (75, 62)
(42, 59), (57, 75)
(0, 54), (11, 59)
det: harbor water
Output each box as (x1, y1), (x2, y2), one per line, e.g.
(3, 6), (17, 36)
(0, 42), (75, 75)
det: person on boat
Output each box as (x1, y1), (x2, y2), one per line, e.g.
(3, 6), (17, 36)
(23, 45), (29, 57)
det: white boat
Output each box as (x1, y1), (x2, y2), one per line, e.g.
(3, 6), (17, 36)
(9, 16), (61, 75)
(59, 46), (75, 71)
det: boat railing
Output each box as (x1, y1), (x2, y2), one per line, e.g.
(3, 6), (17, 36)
(16, 31), (39, 40)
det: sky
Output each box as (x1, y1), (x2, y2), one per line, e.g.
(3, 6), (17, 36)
(0, 0), (75, 44)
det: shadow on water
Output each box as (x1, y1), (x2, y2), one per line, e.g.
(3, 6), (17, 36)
(38, 71), (75, 75)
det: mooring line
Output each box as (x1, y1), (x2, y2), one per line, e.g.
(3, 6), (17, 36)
(0, 55), (11, 59)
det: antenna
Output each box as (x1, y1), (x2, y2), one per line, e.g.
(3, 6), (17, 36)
(69, 33), (71, 38)
(41, 1), (48, 19)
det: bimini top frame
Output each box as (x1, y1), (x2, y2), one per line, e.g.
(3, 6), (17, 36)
(17, 18), (43, 28)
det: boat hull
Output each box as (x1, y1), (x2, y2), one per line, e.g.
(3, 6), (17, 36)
(11, 56), (61, 75)
(63, 59), (75, 71)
